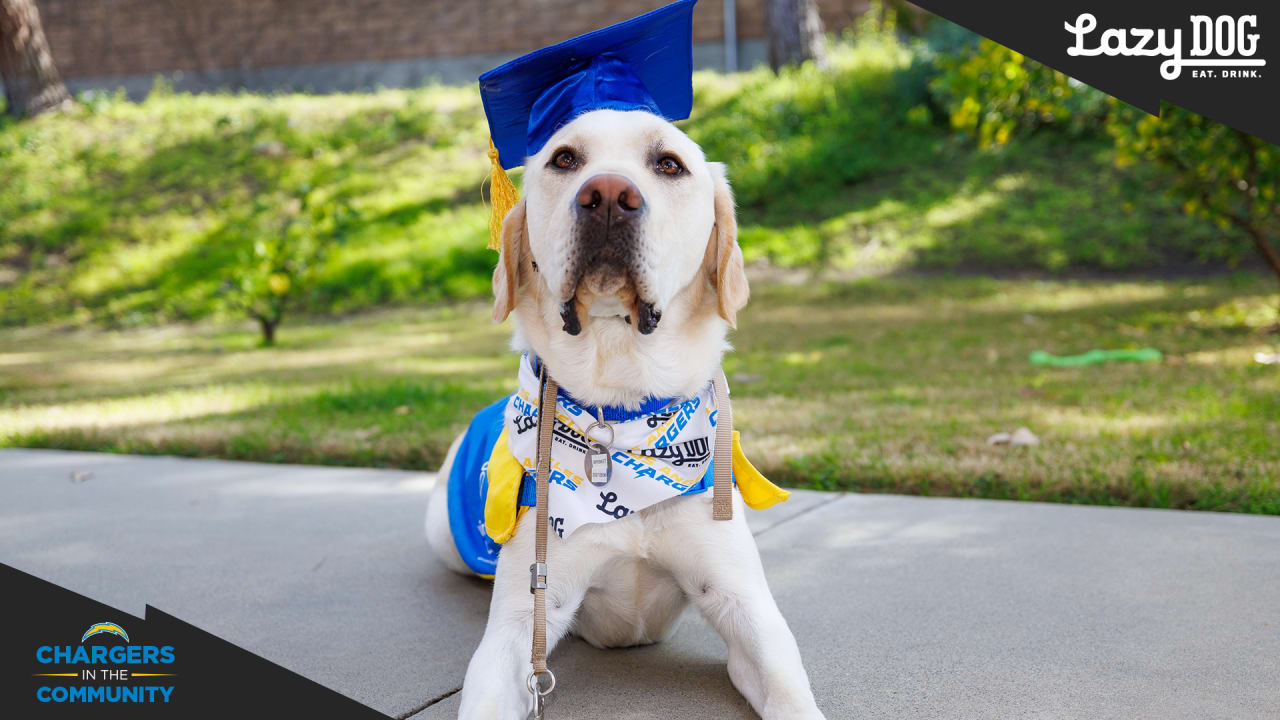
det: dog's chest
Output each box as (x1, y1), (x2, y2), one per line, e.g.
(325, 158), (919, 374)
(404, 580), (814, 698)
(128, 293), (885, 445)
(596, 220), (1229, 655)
(567, 491), (710, 560)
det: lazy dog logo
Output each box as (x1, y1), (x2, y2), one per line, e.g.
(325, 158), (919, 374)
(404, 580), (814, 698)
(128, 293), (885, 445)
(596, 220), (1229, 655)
(1065, 13), (1265, 80)
(32, 621), (177, 704)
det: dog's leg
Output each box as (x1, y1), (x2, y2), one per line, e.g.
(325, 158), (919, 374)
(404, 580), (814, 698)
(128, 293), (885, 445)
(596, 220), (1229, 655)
(652, 495), (826, 720)
(457, 510), (608, 720)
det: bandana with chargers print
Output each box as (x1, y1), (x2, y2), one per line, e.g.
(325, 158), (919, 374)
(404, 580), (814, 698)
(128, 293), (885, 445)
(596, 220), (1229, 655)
(504, 354), (718, 539)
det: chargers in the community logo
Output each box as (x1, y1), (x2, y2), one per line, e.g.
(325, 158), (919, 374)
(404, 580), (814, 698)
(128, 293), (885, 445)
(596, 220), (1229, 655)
(33, 621), (177, 703)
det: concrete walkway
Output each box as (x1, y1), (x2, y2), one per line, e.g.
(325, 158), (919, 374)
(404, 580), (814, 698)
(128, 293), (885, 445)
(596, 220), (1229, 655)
(2, 448), (1277, 719)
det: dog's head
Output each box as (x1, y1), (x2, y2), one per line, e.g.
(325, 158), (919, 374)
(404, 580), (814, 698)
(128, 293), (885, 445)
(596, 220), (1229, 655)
(492, 109), (748, 408)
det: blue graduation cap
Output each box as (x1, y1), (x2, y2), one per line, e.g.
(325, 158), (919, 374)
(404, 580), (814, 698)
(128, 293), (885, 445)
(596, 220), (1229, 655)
(479, 0), (698, 249)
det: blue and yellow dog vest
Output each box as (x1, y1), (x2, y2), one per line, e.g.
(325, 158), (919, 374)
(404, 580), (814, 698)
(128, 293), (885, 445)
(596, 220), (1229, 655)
(447, 389), (788, 578)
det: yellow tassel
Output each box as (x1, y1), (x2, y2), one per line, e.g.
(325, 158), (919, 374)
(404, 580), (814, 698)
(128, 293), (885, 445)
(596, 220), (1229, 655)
(487, 138), (518, 251)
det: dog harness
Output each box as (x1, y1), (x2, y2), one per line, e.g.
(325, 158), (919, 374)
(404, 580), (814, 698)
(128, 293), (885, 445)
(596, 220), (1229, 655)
(446, 354), (789, 578)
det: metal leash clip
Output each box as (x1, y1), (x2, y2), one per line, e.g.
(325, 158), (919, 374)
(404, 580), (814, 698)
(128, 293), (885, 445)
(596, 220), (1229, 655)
(527, 669), (555, 720)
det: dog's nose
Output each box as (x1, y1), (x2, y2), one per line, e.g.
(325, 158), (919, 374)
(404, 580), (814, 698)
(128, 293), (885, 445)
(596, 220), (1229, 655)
(576, 174), (643, 218)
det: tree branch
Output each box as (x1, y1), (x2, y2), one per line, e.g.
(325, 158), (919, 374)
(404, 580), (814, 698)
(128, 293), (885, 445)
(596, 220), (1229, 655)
(1157, 137), (1280, 281)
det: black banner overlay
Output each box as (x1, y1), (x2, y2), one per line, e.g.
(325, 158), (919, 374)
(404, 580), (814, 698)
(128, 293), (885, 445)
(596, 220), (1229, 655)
(913, 1), (1279, 144)
(0, 563), (389, 719)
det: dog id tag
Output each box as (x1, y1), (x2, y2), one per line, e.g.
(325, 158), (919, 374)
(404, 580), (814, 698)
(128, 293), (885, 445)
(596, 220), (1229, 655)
(584, 419), (614, 487)
(585, 443), (612, 487)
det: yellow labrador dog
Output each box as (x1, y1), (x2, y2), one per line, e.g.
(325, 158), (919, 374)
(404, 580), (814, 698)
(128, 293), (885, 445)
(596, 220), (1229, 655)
(426, 109), (824, 719)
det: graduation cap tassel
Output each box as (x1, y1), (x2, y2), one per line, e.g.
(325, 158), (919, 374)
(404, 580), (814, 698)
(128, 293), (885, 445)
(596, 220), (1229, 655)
(487, 138), (518, 252)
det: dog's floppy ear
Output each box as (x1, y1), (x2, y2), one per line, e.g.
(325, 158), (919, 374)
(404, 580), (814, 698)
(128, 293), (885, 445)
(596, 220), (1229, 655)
(492, 199), (529, 322)
(704, 163), (749, 327)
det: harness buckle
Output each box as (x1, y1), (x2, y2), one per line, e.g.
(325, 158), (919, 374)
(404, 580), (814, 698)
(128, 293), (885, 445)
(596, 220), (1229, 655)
(529, 562), (547, 593)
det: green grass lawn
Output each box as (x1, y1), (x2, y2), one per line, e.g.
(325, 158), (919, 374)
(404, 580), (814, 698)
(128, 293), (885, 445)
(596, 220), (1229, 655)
(4, 274), (1276, 513)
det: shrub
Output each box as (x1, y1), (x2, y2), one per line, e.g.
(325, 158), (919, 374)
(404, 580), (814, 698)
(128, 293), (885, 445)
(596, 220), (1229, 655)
(1108, 103), (1280, 312)
(929, 38), (1107, 147)
(219, 186), (359, 345)
(685, 8), (939, 212)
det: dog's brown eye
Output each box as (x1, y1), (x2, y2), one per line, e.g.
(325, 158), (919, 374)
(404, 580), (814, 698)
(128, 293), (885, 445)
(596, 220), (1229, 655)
(552, 149), (577, 170)
(655, 155), (684, 176)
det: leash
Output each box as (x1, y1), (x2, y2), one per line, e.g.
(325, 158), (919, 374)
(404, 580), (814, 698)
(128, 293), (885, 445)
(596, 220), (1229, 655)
(527, 367), (734, 718)
(711, 370), (734, 521)
(528, 366), (557, 719)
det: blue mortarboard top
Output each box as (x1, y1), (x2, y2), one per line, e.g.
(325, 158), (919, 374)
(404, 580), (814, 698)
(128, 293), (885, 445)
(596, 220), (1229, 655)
(479, 0), (697, 170)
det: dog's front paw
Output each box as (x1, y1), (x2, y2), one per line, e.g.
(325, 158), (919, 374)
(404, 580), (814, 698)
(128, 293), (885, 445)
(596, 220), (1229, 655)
(456, 680), (534, 720)
(456, 698), (523, 720)
(762, 706), (825, 720)
(760, 697), (826, 720)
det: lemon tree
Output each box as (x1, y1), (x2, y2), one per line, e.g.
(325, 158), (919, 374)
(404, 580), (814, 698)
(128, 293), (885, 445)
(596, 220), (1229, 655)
(1109, 104), (1280, 321)
(222, 187), (356, 345)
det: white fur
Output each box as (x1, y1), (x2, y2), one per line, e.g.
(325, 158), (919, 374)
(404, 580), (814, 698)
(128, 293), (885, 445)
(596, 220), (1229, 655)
(425, 433), (470, 576)
(425, 110), (824, 719)
(513, 109), (730, 409)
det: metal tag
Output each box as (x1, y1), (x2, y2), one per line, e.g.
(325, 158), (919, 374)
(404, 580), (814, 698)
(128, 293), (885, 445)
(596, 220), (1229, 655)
(585, 444), (612, 487)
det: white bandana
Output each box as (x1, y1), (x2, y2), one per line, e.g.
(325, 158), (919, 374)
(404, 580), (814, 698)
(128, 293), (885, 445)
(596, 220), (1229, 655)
(504, 354), (719, 539)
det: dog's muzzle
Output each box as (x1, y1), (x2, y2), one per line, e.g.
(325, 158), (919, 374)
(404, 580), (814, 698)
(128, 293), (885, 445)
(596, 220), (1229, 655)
(561, 173), (661, 336)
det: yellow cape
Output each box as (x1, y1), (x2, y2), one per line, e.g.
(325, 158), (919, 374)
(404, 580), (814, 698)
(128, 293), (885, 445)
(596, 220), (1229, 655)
(482, 429), (789, 544)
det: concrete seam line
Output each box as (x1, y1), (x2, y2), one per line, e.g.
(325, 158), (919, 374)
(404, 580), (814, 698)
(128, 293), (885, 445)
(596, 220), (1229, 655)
(395, 686), (461, 719)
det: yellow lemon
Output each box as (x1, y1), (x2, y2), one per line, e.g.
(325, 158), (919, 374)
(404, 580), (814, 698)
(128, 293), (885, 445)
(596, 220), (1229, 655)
(268, 273), (291, 295)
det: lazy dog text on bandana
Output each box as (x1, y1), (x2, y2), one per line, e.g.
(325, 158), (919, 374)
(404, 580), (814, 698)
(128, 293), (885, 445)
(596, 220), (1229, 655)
(505, 354), (718, 539)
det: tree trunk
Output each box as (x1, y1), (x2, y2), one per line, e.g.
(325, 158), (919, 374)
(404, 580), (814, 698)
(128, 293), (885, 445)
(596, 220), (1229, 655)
(765, 0), (827, 71)
(1246, 225), (1280, 283)
(1247, 226), (1280, 330)
(257, 316), (277, 346)
(1234, 132), (1280, 288)
(0, 0), (71, 117)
